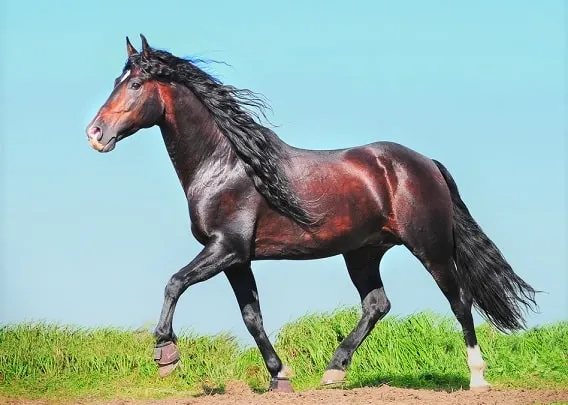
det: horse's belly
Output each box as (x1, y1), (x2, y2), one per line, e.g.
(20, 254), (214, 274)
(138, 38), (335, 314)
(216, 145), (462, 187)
(252, 213), (394, 260)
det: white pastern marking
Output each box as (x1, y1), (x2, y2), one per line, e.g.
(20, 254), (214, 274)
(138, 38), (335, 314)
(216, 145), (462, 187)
(467, 345), (484, 367)
(467, 345), (490, 388)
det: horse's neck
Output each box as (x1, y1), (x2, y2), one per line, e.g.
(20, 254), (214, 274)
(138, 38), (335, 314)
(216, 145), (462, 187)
(158, 86), (237, 193)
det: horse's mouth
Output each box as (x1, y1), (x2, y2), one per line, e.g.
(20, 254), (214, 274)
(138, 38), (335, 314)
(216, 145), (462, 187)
(88, 136), (117, 153)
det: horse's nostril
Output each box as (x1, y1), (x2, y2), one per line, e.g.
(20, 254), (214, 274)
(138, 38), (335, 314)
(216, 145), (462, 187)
(88, 126), (103, 141)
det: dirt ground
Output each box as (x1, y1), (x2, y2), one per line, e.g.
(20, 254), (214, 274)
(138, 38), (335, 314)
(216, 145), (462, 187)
(3, 382), (568, 405)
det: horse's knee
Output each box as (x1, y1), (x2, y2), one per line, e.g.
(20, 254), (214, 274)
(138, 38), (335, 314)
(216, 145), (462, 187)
(164, 274), (185, 299)
(365, 288), (391, 322)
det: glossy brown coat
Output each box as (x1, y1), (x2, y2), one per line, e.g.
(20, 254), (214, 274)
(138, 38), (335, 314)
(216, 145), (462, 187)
(85, 35), (536, 393)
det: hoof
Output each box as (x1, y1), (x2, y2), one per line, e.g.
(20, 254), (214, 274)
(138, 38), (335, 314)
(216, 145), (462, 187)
(153, 341), (180, 378)
(320, 369), (346, 386)
(470, 384), (491, 393)
(158, 360), (180, 378)
(269, 377), (294, 393)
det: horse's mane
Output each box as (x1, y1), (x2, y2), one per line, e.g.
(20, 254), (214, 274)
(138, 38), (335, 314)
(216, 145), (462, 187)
(126, 46), (319, 227)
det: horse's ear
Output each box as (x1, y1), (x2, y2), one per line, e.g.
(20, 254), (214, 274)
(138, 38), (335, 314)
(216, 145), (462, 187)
(126, 36), (138, 56)
(140, 34), (151, 58)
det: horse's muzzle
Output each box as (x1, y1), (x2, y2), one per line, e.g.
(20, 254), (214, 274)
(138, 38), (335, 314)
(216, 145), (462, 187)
(86, 125), (117, 153)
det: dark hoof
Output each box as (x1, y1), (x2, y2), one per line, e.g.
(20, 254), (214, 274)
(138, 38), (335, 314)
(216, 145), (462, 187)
(153, 341), (180, 378)
(269, 377), (295, 393)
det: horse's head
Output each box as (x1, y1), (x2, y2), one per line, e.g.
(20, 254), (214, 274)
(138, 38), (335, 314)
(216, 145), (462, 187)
(86, 35), (165, 152)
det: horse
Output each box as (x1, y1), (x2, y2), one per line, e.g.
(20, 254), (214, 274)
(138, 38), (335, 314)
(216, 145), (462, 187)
(85, 34), (538, 393)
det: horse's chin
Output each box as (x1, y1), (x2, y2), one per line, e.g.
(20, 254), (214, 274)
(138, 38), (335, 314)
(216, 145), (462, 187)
(88, 136), (117, 153)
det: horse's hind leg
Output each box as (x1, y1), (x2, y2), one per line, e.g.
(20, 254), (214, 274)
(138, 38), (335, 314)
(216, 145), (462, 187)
(407, 237), (490, 391)
(321, 245), (392, 385)
(424, 257), (490, 390)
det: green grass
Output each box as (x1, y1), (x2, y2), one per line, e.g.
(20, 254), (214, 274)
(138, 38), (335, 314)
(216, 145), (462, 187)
(1, 309), (567, 402)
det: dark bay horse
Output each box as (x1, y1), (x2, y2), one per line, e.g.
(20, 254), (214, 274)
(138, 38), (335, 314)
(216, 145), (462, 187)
(85, 34), (537, 393)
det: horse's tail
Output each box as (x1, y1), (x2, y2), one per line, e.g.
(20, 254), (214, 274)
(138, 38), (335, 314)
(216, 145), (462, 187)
(433, 159), (538, 332)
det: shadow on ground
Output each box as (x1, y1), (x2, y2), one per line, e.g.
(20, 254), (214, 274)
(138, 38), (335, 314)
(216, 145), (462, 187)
(344, 372), (470, 392)
(193, 372), (471, 397)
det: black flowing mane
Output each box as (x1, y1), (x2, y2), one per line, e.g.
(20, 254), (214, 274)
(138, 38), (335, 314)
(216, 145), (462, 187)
(126, 47), (318, 227)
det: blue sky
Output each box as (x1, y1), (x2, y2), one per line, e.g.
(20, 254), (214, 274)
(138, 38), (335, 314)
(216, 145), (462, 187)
(1, 1), (565, 344)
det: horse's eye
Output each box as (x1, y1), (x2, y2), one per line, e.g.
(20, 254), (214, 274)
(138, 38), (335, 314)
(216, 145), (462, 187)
(130, 82), (141, 90)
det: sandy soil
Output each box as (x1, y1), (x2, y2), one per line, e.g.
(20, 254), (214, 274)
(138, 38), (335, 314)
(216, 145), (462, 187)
(3, 382), (568, 405)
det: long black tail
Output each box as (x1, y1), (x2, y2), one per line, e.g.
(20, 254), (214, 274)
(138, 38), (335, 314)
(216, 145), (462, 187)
(432, 159), (538, 333)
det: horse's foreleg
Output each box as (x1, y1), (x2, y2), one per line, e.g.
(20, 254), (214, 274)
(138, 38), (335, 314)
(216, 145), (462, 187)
(153, 235), (249, 377)
(225, 265), (294, 392)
